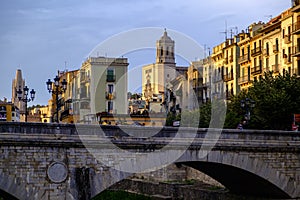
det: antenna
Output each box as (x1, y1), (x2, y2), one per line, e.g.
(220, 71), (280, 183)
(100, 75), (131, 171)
(265, 15), (272, 21)
(64, 61), (67, 71)
(229, 27), (238, 39)
(220, 20), (228, 41)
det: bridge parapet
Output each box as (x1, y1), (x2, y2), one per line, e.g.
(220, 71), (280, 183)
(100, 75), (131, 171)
(0, 122), (299, 199)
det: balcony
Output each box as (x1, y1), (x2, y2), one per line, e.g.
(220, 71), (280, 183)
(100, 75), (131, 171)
(223, 57), (228, 65)
(292, 0), (300, 12)
(251, 47), (262, 57)
(284, 57), (292, 65)
(106, 92), (116, 100)
(238, 75), (251, 85)
(60, 109), (71, 120)
(223, 73), (234, 82)
(251, 65), (262, 75)
(263, 49), (269, 56)
(238, 54), (250, 64)
(212, 75), (223, 83)
(284, 35), (291, 44)
(273, 45), (279, 53)
(272, 64), (280, 73)
(203, 83), (209, 89)
(293, 22), (300, 34)
(106, 75), (116, 82)
(80, 75), (90, 83)
(293, 45), (300, 57)
(229, 55), (234, 63)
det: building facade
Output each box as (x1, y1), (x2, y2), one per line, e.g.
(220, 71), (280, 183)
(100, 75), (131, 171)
(0, 99), (20, 122)
(74, 57), (128, 123)
(142, 30), (190, 114)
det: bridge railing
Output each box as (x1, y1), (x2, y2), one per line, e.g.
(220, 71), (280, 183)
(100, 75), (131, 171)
(0, 122), (300, 140)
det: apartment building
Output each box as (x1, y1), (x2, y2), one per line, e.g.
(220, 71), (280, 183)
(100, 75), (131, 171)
(187, 61), (203, 110)
(223, 36), (240, 99)
(202, 57), (212, 103)
(211, 42), (225, 99)
(75, 57), (129, 123)
(0, 99), (20, 122)
(291, 1), (300, 75)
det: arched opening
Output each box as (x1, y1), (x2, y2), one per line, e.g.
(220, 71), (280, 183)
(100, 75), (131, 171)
(0, 189), (19, 200)
(180, 161), (290, 199)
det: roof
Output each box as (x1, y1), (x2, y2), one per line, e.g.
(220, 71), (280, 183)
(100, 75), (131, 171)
(159, 29), (173, 43)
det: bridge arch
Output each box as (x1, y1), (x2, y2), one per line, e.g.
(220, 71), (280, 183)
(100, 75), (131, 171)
(0, 173), (27, 200)
(177, 151), (292, 198)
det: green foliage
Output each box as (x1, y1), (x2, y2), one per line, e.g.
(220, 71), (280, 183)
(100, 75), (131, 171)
(226, 72), (300, 130)
(92, 190), (151, 200)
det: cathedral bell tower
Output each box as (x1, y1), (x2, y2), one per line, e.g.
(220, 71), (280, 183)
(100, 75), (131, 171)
(156, 29), (175, 66)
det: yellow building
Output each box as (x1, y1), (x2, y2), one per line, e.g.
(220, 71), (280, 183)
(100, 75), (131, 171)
(291, 1), (300, 75)
(0, 99), (20, 122)
(211, 42), (225, 99)
(238, 31), (252, 90)
(223, 36), (240, 99)
(59, 70), (78, 124)
(187, 61), (203, 110)
(281, 9), (293, 74)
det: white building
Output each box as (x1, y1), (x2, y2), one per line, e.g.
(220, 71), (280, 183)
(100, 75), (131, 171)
(73, 57), (128, 123)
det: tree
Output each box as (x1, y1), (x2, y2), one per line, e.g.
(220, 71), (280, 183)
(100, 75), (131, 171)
(226, 72), (300, 130)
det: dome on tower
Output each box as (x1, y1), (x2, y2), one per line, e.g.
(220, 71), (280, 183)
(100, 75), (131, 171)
(159, 29), (173, 43)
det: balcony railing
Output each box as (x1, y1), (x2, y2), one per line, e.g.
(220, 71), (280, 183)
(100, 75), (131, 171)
(106, 92), (116, 100)
(80, 75), (90, 83)
(272, 64), (280, 73)
(284, 35), (291, 44)
(292, 0), (300, 12)
(251, 47), (262, 56)
(273, 45), (279, 53)
(293, 0), (300, 6)
(251, 65), (262, 75)
(223, 57), (228, 65)
(238, 75), (251, 85)
(293, 45), (300, 57)
(293, 22), (300, 34)
(284, 57), (292, 65)
(263, 49), (269, 56)
(212, 75), (223, 83)
(238, 54), (250, 64)
(223, 73), (234, 82)
(106, 75), (116, 82)
(229, 55), (234, 63)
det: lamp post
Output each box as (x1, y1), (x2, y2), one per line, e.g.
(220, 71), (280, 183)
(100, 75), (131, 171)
(17, 86), (36, 122)
(240, 97), (255, 123)
(46, 73), (67, 123)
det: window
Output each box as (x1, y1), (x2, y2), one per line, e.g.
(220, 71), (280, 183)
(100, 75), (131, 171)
(283, 29), (285, 38)
(107, 84), (114, 94)
(107, 68), (115, 82)
(107, 69), (114, 76)
(107, 101), (113, 113)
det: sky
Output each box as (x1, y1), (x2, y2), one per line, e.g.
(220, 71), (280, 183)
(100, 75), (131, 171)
(0, 0), (291, 106)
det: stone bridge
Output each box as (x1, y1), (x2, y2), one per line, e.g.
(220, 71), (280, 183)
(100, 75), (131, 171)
(0, 122), (299, 199)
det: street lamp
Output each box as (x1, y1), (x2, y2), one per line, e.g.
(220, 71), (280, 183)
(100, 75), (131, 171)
(240, 97), (255, 123)
(17, 86), (36, 122)
(46, 74), (67, 123)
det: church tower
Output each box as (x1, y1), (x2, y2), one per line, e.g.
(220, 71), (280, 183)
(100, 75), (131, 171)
(156, 29), (175, 66)
(12, 69), (25, 114)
